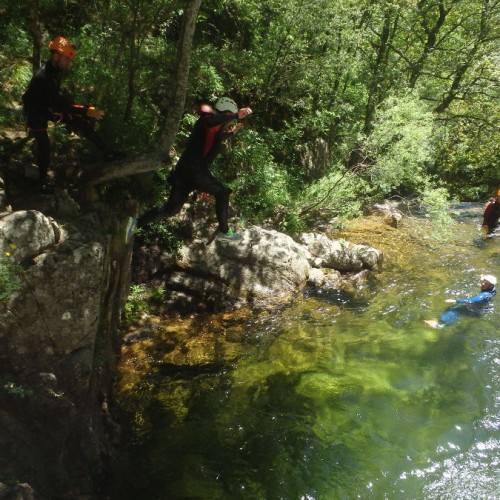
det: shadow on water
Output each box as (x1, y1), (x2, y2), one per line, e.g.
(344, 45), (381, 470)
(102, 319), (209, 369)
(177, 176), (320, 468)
(112, 206), (500, 499)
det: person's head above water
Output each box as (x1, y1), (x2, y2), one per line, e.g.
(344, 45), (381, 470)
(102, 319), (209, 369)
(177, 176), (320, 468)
(480, 274), (497, 289)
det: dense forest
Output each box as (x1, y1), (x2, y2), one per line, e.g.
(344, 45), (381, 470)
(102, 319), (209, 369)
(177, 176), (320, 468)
(1, 0), (499, 234)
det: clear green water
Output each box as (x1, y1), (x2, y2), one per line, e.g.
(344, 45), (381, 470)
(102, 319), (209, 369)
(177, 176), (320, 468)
(113, 207), (500, 499)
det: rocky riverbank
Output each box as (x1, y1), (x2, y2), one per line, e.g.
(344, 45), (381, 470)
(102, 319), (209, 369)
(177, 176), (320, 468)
(1, 168), (385, 498)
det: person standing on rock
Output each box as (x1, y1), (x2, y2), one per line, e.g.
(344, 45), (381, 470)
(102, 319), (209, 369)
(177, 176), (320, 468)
(138, 97), (252, 241)
(424, 274), (497, 328)
(22, 36), (120, 194)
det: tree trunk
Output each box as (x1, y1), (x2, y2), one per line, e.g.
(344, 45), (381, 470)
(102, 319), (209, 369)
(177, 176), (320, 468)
(363, 10), (397, 135)
(27, 0), (43, 71)
(408, 1), (454, 89)
(157, 0), (203, 156)
(81, 0), (203, 186)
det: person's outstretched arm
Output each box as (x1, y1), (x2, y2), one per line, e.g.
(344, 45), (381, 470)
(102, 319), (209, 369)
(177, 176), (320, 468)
(446, 291), (494, 304)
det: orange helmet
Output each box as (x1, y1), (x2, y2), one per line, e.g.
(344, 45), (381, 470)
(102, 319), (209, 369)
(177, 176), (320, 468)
(48, 36), (77, 59)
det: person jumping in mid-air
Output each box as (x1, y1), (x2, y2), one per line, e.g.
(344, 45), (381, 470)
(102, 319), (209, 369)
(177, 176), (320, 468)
(138, 97), (252, 241)
(23, 36), (119, 194)
(424, 274), (497, 329)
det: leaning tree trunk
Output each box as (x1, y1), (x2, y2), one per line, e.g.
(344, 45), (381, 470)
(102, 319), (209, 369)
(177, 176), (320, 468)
(80, 0), (203, 186)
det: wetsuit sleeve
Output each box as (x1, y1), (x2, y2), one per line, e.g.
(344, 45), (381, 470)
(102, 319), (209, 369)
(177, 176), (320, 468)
(53, 87), (90, 117)
(456, 291), (493, 304)
(205, 112), (238, 128)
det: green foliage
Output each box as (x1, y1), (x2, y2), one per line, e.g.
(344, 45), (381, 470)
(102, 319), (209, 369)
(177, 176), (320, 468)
(190, 54), (226, 100)
(300, 168), (366, 225)
(124, 284), (166, 325)
(124, 284), (149, 322)
(70, 24), (163, 155)
(0, 0), (499, 235)
(0, 257), (22, 303)
(176, 112), (199, 143)
(419, 187), (456, 241)
(136, 219), (182, 256)
(1, 380), (34, 399)
(0, 25), (31, 58)
(433, 100), (500, 200)
(0, 26), (32, 126)
(214, 129), (295, 228)
(363, 93), (435, 195)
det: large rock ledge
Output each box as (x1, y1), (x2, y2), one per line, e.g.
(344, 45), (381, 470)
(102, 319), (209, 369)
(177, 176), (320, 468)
(1, 210), (106, 374)
(134, 225), (383, 312)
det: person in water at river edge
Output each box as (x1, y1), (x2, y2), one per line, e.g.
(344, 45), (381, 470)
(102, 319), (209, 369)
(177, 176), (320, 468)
(138, 97), (252, 241)
(424, 274), (497, 329)
(482, 189), (500, 236)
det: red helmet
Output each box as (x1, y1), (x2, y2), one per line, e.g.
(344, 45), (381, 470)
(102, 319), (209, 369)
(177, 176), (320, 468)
(48, 36), (77, 59)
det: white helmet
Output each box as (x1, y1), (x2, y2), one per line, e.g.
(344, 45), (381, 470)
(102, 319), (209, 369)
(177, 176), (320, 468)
(214, 97), (238, 114)
(481, 274), (497, 286)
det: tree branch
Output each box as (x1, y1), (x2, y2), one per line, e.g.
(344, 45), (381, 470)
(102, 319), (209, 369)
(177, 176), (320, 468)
(81, 0), (203, 187)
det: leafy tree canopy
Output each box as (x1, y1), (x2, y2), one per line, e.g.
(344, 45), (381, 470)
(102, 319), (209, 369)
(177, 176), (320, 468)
(0, 0), (498, 229)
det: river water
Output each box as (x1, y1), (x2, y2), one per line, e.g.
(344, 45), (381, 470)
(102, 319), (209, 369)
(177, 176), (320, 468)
(112, 205), (500, 499)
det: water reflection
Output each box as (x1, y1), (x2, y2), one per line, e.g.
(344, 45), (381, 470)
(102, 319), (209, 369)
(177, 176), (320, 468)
(113, 207), (500, 499)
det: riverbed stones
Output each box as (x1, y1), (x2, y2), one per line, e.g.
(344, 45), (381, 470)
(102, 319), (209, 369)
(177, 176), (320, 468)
(308, 267), (326, 286)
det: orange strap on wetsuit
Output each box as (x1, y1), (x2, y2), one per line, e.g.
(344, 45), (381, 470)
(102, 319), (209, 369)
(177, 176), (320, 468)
(71, 104), (96, 114)
(50, 104), (95, 126)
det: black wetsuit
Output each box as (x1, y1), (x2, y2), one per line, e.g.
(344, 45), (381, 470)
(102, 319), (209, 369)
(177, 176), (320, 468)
(139, 110), (239, 233)
(22, 59), (109, 186)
